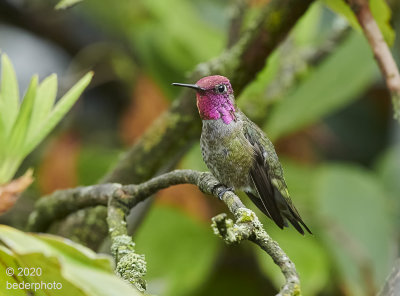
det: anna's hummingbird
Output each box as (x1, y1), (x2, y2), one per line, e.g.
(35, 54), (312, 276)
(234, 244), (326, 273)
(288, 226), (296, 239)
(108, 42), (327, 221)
(173, 75), (311, 234)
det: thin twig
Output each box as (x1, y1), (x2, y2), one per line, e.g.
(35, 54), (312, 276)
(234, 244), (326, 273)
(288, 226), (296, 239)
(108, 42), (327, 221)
(347, 0), (400, 121)
(28, 170), (301, 295)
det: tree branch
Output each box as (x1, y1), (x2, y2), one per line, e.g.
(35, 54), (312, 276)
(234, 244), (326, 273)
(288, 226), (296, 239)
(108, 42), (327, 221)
(347, 0), (400, 121)
(28, 170), (301, 295)
(227, 0), (247, 48)
(82, 0), (314, 249)
(27, 184), (111, 232)
(107, 197), (146, 292)
(102, 0), (314, 185)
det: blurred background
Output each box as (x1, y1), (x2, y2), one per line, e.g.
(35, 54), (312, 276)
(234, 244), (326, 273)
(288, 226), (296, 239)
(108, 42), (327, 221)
(0, 0), (400, 295)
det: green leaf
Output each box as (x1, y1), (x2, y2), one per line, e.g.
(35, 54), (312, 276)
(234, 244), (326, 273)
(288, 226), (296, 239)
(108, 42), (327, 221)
(374, 146), (400, 229)
(291, 1), (323, 46)
(265, 32), (377, 141)
(0, 246), (85, 296)
(7, 75), (38, 155)
(370, 0), (395, 46)
(23, 72), (93, 156)
(179, 143), (208, 172)
(135, 205), (220, 296)
(0, 94), (5, 155)
(27, 74), (58, 144)
(375, 145), (400, 199)
(315, 164), (395, 295)
(0, 225), (143, 296)
(0, 246), (29, 296)
(280, 158), (318, 208)
(322, 0), (360, 28)
(0, 54), (20, 136)
(322, 0), (395, 46)
(237, 49), (281, 121)
(55, 0), (83, 10)
(77, 146), (122, 185)
(0, 76), (38, 183)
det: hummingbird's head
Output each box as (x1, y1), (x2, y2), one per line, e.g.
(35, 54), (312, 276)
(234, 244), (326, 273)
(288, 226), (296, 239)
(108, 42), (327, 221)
(172, 75), (236, 124)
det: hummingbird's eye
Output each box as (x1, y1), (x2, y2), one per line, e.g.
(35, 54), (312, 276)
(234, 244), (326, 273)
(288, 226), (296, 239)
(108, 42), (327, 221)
(216, 84), (227, 94)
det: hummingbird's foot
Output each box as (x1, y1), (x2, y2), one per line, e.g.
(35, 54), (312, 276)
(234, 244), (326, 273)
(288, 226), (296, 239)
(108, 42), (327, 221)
(217, 187), (234, 200)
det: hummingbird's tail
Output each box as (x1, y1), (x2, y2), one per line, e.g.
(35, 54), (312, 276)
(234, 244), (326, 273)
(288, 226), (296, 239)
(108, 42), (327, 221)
(246, 151), (312, 235)
(283, 206), (312, 235)
(246, 190), (312, 235)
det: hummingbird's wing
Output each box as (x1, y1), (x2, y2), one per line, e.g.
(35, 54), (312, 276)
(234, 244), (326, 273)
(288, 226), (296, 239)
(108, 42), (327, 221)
(239, 112), (312, 235)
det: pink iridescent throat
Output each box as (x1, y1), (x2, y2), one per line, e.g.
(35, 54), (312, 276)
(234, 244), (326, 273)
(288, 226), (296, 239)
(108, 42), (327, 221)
(196, 93), (236, 124)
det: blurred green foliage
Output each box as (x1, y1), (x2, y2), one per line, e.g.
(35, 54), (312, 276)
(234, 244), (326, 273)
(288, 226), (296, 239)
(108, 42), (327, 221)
(323, 0), (395, 45)
(55, 0), (83, 10)
(135, 206), (220, 296)
(0, 54), (92, 184)
(265, 32), (378, 140)
(0, 0), (399, 295)
(316, 163), (394, 293)
(0, 225), (143, 295)
(80, 0), (226, 97)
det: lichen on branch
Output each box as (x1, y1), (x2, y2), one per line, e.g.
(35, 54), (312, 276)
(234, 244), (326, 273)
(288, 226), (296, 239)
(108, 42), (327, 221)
(28, 170), (301, 295)
(107, 197), (147, 292)
(48, 0), (315, 249)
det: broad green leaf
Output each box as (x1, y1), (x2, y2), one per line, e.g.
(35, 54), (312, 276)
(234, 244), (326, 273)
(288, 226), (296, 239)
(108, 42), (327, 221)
(322, 0), (359, 28)
(280, 158), (318, 208)
(374, 146), (400, 229)
(0, 246), (85, 296)
(39, 236), (112, 270)
(55, 0), (83, 10)
(375, 145), (400, 199)
(135, 205), (220, 296)
(41, 237), (138, 296)
(315, 164), (394, 295)
(265, 32), (377, 141)
(78, 146), (122, 185)
(0, 54), (19, 135)
(27, 74), (58, 144)
(322, 0), (395, 45)
(0, 246), (28, 296)
(23, 72), (93, 156)
(291, 2), (323, 46)
(0, 225), (143, 296)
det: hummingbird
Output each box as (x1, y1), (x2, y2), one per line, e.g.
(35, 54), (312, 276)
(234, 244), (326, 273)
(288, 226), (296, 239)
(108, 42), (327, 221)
(172, 75), (311, 235)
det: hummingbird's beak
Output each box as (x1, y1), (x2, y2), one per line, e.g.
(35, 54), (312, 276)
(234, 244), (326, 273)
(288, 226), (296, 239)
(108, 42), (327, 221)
(172, 83), (205, 91)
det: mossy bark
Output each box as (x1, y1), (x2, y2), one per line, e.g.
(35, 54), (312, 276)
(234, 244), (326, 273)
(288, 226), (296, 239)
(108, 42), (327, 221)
(39, 0), (315, 251)
(29, 170), (302, 295)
